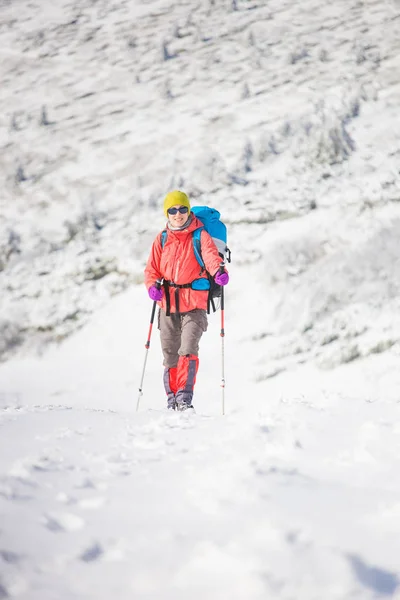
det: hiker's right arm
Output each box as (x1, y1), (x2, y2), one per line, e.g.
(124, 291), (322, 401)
(144, 234), (163, 290)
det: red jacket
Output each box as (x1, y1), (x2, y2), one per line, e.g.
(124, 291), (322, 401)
(144, 216), (224, 313)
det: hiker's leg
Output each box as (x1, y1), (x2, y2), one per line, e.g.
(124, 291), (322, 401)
(179, 309), (208, 358)
(175, 310), (207, 408)
(175, 354), (199, 409)
(159, 309), (181, 407)
(159, 309), (181, 367)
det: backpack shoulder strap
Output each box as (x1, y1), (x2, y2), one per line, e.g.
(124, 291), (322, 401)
(192, 227), (205, 268)
(161, 227), (206, 270)
(193, 227), (216, 314)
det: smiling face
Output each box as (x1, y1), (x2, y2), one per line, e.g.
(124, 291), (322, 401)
(167, 205), (190, 227)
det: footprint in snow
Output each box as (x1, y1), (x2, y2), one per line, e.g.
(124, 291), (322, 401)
(56, 492), (105, 509)
(0, 550), (24, 565)
(75, 477), (108, 491)
(347, 554), (399, 596)
(80, 542), (103, 563)
(79, 539), (127, 563)
(43, 512), (84, 532)
(0, 480), (35, 502)
(9, 454), (70, 480)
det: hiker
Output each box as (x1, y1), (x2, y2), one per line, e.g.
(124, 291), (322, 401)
(144, 190), (229, 411)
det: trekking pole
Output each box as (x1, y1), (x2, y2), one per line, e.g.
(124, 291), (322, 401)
(136, 279), (162, 412)
(219, 264), (226, 416)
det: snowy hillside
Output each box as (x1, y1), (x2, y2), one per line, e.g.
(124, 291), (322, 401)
(1, 0), (400, 361)
(1, 0), (400, 598)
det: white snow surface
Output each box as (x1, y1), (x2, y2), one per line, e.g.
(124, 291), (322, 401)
(2, 287), (400, 600)
(1, 0), (400, 598)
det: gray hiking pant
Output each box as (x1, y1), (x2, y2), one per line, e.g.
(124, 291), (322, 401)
(158, 308), (208, 368)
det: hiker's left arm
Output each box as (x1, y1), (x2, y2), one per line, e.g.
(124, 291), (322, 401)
(200, 230), (228, 276)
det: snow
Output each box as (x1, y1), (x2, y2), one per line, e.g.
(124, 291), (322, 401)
(1, 0), (400, 597)
(2, 286), (400, 598)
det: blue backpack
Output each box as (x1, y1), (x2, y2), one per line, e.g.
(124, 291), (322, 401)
(161, 206), (231, 313)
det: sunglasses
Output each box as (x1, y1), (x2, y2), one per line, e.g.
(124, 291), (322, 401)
(167, 206), (189, 215)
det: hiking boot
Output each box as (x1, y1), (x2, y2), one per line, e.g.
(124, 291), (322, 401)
(177, 403), (195, 413)
(167, 396), (177, 410)
(175, 389), (194, 411)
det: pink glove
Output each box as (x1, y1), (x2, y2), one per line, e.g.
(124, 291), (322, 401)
(215, 271), (229, 286)
(148, 285), (163, 301)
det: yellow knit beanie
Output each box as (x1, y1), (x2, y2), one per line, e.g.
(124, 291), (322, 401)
(163, 190), (191, 217)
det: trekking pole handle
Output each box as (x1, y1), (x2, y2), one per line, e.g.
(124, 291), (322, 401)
(146, 279), (163, 349)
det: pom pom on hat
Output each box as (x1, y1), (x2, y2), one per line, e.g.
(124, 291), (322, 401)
(163, 190), (191, 217)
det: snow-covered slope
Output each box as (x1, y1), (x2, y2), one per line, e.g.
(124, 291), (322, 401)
(1, 0), (400, 362)
(1, 0), (400, 598)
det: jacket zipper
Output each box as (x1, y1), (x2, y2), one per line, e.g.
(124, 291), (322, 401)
(174, 257), (180, 282)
